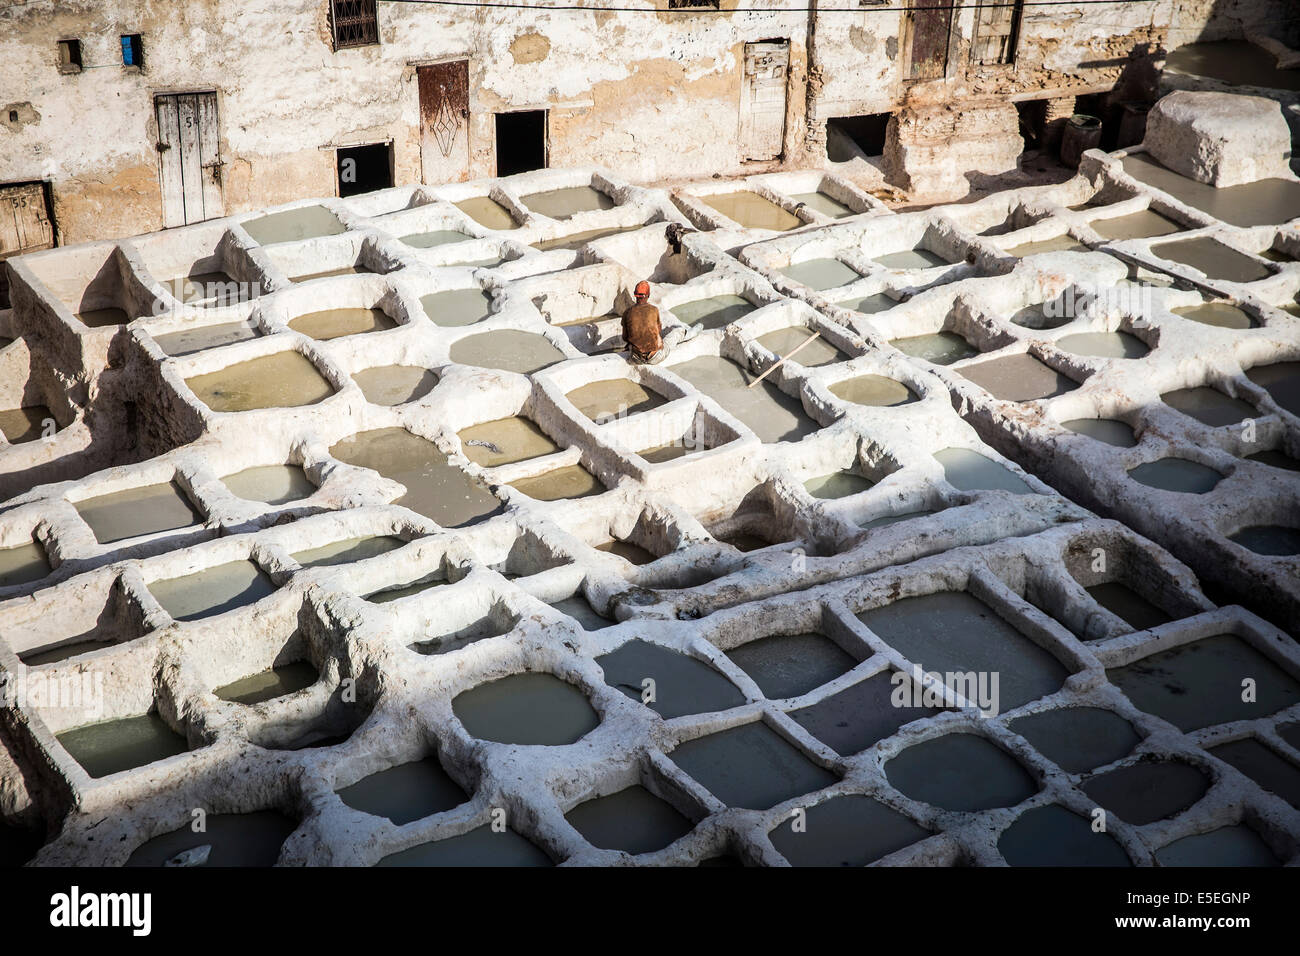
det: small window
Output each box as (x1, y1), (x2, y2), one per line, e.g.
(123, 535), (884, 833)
(57, 39), (82, 74)
(667, 0), (719, 8)
(121, 34), (144, 68)
(331, 0), (380, 49)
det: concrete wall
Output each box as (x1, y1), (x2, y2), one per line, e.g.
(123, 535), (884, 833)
(0, 0), (1244, 245)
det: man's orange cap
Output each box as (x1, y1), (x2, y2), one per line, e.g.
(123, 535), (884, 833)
(634, 280), (650, 298)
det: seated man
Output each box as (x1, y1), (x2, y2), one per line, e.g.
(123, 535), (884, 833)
(621, 280), (697, 364)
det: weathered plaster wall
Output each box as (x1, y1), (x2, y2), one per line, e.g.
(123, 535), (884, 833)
(0, 0), (1255, 246)
(1, 1), (815, 244)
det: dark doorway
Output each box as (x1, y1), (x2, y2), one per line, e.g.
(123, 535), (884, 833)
(336, 143), (393, 197)
(1015, 99), (1048, 150)
(495, 111), (546, 177)
(826, 114), (891, 159)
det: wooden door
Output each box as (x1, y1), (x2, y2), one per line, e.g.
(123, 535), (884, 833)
(0, 183), (54, 259)
(908, 6), (955, 80)
(739, 41), (789, 162)
(417, 61), (471, 186)
(155, 92), (223, 228)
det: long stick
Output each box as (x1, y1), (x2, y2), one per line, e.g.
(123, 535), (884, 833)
(747, 331), (822, 388)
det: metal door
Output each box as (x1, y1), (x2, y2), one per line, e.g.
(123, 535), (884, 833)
(417, 60), (471, 186)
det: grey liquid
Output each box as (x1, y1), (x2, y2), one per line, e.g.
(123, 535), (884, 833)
(1121, 152), (1300, 228)
(550, 594), (615, 630)
(769, 793), (931, 866)
(960, 353), (1078, 401)
(155, 320), (260, 357)
(1008, 706), (1140, 773)
(1063, 418), (1137, 447)
(509, 464), (605, 501)
(886, 732), (1038, 811)
(520, 185), (615, 219)
(215, 661), (319, 705)
(449, 330), (566, 374)
(186, 351), (335, 412)
(726, 632), (856, 700)
(330, 427), (501, 527)
(789, 671), (942, 756)
(1086, 581), (1172, 631)
(1245, 361), (1300, 416)
(1162, 386), (1257, 427)
(596, 639), (745, 719)
(337, 756), (469, 824)
(149, 559), (277, 622)
(242, 206), (345, 244)
(378, 825), (551, 866)
(1106, 633), (1300, 731)
(1229, 525), (1300, 556)
(353, 366), (438, 405)
(0, 538), (50, 588)
(222, 464), (315, 505)
(292, 535), (405, 569)
(565, 785), (694, 855)
(836, 292), (898, 314)
(1080, 760), (1209, 825)
(420, 288), (493, 327)
(781, 258), (861, 290)
(1127, 458), (1223, 494)
(1155, 825), (1279, 867)
(830, 374), (915, 407)
(669, 721), (838, 810)
(1208, 738), (1300, 810)
(453, 672), (600, 746)
(1089, 208), (1183, 241)
(1056, 331), (1149, 359)
(57, 713), (188, 779)
(891, 331), (977, 365)
(702, 191), (802, 231)
(76, 481), (201, 544)
(566, 378), (666, 423)
(791, 191), (855, 219)
(875, 248), (949, 269)
(935, 448), (1034, 494)
(671, 294), (755, 330)
(804, 470), (874, 499)
(860, 591), (1069, 710)
(673, 355), (820, 443)
(1173, 302), (1255, 329)
(997, 804), (1131, 866)
(458, 416), (559, 467)
(756, 326), (846, 366)
(126, 811), (296, 867)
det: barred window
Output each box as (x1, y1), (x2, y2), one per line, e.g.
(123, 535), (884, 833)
(668, 0), (719, 9)
(971, 0), (1024, 66)
(331, 0), (379, 50)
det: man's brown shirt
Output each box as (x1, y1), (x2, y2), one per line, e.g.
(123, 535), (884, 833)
(622, 302), (662, 360)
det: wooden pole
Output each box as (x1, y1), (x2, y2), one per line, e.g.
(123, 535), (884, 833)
(747, 331), (822, 388)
